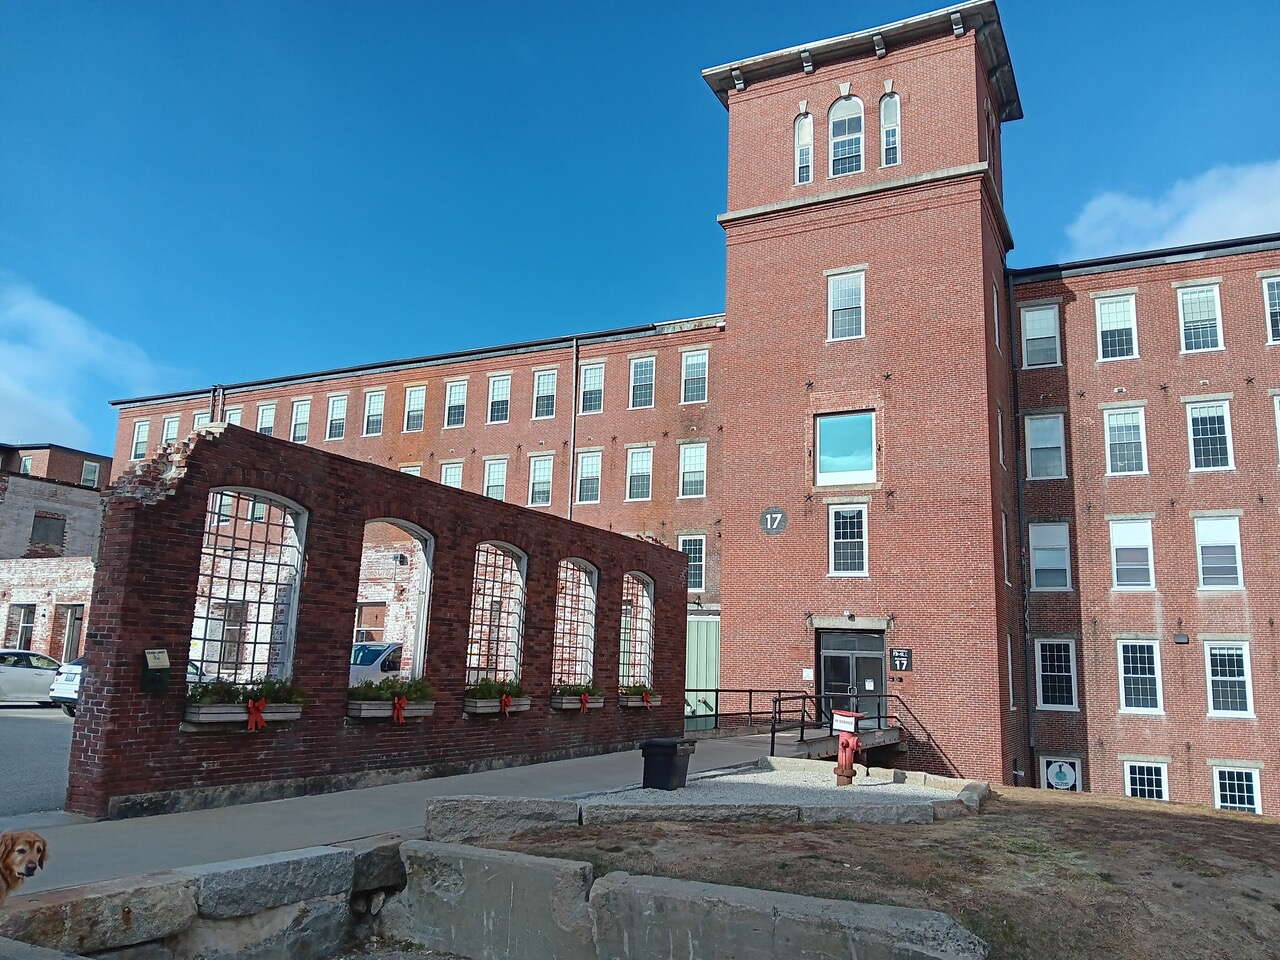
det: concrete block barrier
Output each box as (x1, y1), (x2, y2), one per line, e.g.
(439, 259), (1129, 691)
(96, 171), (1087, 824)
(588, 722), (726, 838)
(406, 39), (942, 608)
(424, 795), (581, 842)
(579, 802), (799, 826)
(0, 936), (91, 960)
(166, 893), (349, 960)
(175, 846), (354, 919)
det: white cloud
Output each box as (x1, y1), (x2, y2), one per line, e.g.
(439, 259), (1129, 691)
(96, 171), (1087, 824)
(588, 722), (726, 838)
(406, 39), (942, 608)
(0, 276), (178, 449)
(1065, 159), (1280, 261)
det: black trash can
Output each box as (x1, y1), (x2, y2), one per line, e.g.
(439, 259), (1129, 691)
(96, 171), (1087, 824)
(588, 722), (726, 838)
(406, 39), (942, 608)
(640, 737), (697, 790)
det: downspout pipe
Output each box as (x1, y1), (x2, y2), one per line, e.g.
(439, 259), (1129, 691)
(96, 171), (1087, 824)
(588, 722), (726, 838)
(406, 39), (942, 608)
(566, 338), (579, 521)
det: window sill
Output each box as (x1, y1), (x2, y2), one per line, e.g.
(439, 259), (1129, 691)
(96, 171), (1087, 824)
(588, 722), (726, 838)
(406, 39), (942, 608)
(1030, 587), (1074, 594)
(1026, 475), (1068, 482)
(1190, 466), (1235, 473)
(531, 415), (556, 422)
(826, 335), (866, 344)
(627, 404), (656, 412)
(1197, 587), (1245, 594)
(526, 502), (551, 509)
(1180, 345), (1225, 355)
(1022, 362), (1063, 370)
(574, 499), (601, 506)
(826, 571), (869, 579)
(1119, 708), (1165, 716)
(678, 399), (708, 406)
(323, 437), (344, 443)
(677, 494), (706, 500)
(442, 424), (464, 430)
(1097, 355), (1140, 363)
(1105, 470), (1149, 478)
(1035, 704), (1079, 713)
(1111, 587), (1156, 593)
(623, 497), (652, 503)
(578, 410), (603, 417)
(486, 420), (510, 427)
(1207, 712), (1256, 720)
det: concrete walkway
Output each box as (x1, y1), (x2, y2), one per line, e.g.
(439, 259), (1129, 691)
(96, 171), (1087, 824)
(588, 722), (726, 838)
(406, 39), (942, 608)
(9, 738), (772, 896)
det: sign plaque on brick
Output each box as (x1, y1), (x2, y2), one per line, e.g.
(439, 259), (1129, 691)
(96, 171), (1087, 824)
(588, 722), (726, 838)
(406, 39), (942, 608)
(889, 648), (913, 672)
(759, 507), (788, 535)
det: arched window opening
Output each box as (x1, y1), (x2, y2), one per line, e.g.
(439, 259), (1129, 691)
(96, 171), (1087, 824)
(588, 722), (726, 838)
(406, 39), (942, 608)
(829, 97), (864, 177)
(189, 488), (306, 684)
(466, 542), (527, 684)
(353, 519), (434, 681)
(551, 559), (598, 687)
(880, 94), (900, 167)
(618, 572), (655, 690)
(794, 113), (813, 185)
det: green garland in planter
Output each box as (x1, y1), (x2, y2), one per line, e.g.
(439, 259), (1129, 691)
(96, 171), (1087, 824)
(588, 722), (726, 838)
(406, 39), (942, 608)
(464, 677), (525, 700)
(620, 683), (656, 697)
(348, 676), (434, 702)
(186, 677), (308, 706)
(551, 681), (602, 697)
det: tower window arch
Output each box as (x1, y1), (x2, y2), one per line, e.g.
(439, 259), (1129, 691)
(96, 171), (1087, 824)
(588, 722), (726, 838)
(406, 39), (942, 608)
(829, 97), (864, 177)
(880, 94), (901, 167)
(618, 572), (655, 690)
(794, 113), (813, 185)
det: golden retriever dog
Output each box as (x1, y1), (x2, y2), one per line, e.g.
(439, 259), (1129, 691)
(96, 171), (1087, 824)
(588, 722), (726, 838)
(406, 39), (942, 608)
(0, 831), (47, 906)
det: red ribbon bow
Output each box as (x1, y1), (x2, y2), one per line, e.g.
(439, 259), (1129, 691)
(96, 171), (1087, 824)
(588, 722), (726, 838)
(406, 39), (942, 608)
(579, 692), (591, 714)
(391, 696), (408, 724)
(246, 698), (267, 732)
(641, 691), (652, 709)
(499, 693), (513, 717)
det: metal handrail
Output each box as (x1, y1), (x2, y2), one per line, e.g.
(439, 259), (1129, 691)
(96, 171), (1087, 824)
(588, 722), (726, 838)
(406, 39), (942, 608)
(768, 693), (908, 757)
(683, 687), (808, 731)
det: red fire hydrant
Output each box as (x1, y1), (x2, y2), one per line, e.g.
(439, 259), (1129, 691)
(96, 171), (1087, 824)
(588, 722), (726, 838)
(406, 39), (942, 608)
(832, 710), (865, 786)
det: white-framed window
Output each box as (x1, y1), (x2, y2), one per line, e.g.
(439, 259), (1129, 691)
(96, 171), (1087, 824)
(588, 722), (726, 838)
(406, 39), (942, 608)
(532, 370), (556, 420)
(814, 411), (875, 485)
(1265, 276), (1280, 343)
(879, 93), (900, 167)
(1025, 414), (1066, 480)
(829, 96), (864, 176)
(1117, 639), (1163, 713)
(625, 447), (652, 501)
(1035, 638), (1078, 711)
(679, 535), (706, 592)
(1109, 519), (1154, 590)
(256, 403), (275, 436)
(1195, 515), (1243, 590)
(1205, 641), (1253, 716)
(996, 406), (1005, 467)
(325, 395), (347, 440)
(483, 458), (507, 500)
(1186, 400), (1234, 471)
(17, 455), (32, 474)
(444, 380), (467, 427)
(1029, 522), (1071, 591)
(1275, 395), (1280, 463)
(225, 407), (242, 426)
(130, 420), (150, 460)
(827, 270), (865, 341)
(1124, 761), (1168, 801)
(1001, 510), (1012, 586)
(527, 454), (553, 507)
(440, 462), (462, 488)
(681, 350), (708, 404)
(1213, 766), (1261, 814)
(678, 442), (707, 498)
(487, 375), (511, 424)
(399, 465), (421, 477)
(992, 280), (1001, 353)
(1104, 407), (1148, 475)
(1095, 294), (1138, 360)
(580, 363), (604, 414)
(629, 357), (655, 409)
(80, 461), (100, 487)
(1021, 304), (1061, 368)
(576, 451), (602, 504)
(1178, 284), (1223, 352)
(402, 386), (425, 432)
(1040, 756), (1081, 791)
(162, 415), (180, 445)
(828, 504), (869, 576)
(290, 400), (310, 442)
(193, 410), (211, 428)
(794, 112), (813, 184)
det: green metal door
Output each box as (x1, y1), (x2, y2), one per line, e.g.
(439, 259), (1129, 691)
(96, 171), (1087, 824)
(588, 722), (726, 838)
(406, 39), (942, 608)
(684, 616), (720, 731)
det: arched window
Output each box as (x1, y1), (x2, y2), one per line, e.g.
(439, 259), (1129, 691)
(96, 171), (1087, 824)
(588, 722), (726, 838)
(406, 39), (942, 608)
(551, 559), (598, 686)
(794, 113), (813, 185)
(829, 97), (863, 177)
(189, 488), (306, 684)
(618, 572), (655, 689)
(880, 94), (900, 167)
(466, 542), (527, 684)
(355, 519), (434, 679)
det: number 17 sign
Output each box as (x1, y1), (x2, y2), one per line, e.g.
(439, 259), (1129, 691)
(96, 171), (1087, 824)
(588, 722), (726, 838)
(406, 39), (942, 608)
(889, 648), (913, 672)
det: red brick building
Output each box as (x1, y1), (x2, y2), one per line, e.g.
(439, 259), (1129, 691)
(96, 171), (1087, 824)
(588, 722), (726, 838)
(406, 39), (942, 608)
(107, 1), (1280, 812)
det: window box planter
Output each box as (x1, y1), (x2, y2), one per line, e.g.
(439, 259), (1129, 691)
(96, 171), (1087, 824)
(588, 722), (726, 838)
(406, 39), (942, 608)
(551, 695), (604, 711)
(620, 695), (661, 708)
(346, 699), (435, 720)
(183, 703), (303, 724)
(464, 696), (531, 715)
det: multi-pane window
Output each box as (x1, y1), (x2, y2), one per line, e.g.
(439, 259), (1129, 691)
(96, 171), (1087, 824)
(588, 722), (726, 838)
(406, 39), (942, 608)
(618, 573), (655, 689)
(402, 386), (424, 432)
(828, 504), (868, 576)
(444, 381), (467, 427)
(130, 420), (150, 460)
(678, 442), (707, 498)
(827, 271), (865, 340)
(1187, 401), (1234, 470)
(1214, 767), (1261, 814)
(290, 400), (310, 442)
(681, 350), (708, 403)
(1025, 414), (1066, 479)
(1021, 304), (1061, 367)
(576, 451), (602, 503)
(1195, 515), (1243, 589)
(440, 462), (462, 488)
(1035, 638), (1077, 710)
(193, 411), (211, 428)
(399, 465), (421, 476)
(80, 461), (100, 488)
(225, 407), (242, 426)
(528, 454), (553, 507)
(18, 456), (32, 474)
(532, 370), (556, 419)
(1206, 642), (1252, 715)
(1105, 407), (1148, 475)
(487, 375), (511, 424)
(1178, 285), (1223, 352)
(815, 411), (875, 485)
(880, 94), (900, 166)
(679, 535), (706, 592)
(8, 605), (36, 648)
(580, 364), (604, 413)
(1029, 522), (1071, 591)
(1265, 277), (1280, 343)
(551, 559), (597, 686)
(162, 415), (180, 445)
(625, 448), (652, 501)
(1118, 640), (1162, 712)
(256, 404), (275, 436)
(326, 395), (347, 440)
(1096, 294), (1138, 360)
(483, 459), (507, 500)
(794, 113), (813, 184)
(1124, 762), (1168, 801)
(466, 543), (526, 685)
(829, 96), (863, 176)
(629, 357), (655, 409)
(1109, 519), (1154, 589)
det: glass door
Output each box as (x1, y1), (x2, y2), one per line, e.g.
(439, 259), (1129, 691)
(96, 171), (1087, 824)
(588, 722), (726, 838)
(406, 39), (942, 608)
(821, 652), (854, 718)
(853, 653), (884, 729)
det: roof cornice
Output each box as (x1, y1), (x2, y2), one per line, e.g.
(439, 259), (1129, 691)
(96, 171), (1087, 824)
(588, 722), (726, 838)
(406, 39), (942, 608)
(1009, 232), (1280, 285)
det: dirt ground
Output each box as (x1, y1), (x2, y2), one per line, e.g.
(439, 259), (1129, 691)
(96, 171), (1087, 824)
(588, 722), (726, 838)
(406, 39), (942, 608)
(493, 786), (1280, 960)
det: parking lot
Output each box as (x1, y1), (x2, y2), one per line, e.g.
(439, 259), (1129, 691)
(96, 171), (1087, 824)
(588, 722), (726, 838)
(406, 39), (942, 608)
(0, 705), (73, 817)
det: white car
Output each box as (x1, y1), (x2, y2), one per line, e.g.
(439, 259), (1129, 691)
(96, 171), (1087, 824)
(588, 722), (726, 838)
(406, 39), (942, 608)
(0, 649), (60, 706)
(50, 658), (214, 717)
(349, 642), (403, 686)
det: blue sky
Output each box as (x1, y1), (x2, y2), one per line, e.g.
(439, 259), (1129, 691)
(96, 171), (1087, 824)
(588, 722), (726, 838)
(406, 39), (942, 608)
(2, 0), (1279, 454)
